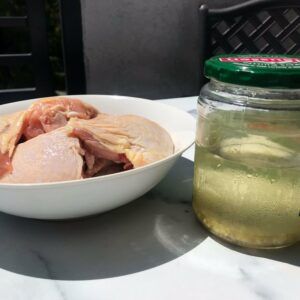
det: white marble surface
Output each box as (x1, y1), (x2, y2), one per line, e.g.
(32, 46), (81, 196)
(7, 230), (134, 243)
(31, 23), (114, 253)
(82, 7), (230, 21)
(0, 96), (300, 300)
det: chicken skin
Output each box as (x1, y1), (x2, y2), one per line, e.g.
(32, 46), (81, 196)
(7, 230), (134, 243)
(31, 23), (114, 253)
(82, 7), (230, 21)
(0, 128), (83, 184)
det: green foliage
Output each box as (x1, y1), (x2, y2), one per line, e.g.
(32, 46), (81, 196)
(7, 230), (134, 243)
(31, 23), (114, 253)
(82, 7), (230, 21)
(0, 0), (26, 16)
(46, 0), (65, 92)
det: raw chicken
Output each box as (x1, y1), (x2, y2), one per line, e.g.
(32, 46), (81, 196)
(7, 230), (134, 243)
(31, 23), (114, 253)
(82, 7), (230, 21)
(0, 128), (83, 184)
(0, 111), (26, 177)
(24, 97), (98, 140)
(68, 114), (174, 176)
(0, 98), (174, 183)
(0, 97), (98, 179)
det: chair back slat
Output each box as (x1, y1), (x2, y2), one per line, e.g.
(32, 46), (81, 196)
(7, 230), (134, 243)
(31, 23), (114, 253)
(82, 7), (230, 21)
(0, 0), (53, 104)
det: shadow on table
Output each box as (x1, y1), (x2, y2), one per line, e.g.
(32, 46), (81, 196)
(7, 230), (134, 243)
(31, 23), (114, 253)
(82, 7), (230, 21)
(0, 157), (207, 280)
(210, 232), (300, 267)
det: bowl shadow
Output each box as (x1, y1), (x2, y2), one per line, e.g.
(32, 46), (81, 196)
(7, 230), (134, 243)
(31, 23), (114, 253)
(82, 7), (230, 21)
(0, 157), (207, 280)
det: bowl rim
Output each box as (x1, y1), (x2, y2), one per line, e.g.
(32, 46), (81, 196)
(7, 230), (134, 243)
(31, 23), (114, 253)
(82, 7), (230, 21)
(0, 94), (195, 189)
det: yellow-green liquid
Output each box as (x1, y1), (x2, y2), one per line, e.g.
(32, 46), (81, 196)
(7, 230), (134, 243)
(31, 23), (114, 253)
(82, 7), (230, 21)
(193, 143), (300, 249)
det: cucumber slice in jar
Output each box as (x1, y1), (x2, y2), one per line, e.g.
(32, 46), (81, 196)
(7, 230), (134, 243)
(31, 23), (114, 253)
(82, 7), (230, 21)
(219, 134), (300, 168)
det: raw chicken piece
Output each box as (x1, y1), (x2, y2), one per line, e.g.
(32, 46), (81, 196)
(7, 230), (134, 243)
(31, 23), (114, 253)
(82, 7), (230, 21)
(24, 97), (98, 140)
(0, 97), (97, 179)
(68, 114), (174, 176)
(0, 111), (26, 177)
(0, 128), (83, 184)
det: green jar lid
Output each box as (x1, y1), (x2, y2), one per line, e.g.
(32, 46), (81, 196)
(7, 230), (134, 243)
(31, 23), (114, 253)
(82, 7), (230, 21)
(204, 54), (300, 89)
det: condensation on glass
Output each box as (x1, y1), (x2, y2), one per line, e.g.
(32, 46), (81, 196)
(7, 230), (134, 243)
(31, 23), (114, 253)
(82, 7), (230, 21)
(193, 59), (300, 249)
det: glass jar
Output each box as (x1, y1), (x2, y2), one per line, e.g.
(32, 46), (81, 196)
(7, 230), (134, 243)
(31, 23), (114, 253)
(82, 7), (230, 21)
(193, 55), (300, 249)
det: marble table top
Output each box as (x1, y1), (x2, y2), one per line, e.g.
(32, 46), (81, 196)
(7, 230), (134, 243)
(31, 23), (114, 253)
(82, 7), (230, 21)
(1, 96), (300, 300)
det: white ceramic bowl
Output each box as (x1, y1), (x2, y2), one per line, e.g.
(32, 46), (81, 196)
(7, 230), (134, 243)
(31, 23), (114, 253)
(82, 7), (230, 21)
(0, 95), (195, 219)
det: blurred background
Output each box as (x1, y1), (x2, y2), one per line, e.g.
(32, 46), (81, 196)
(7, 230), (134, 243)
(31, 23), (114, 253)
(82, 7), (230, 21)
(1, 0), (299, 100)
(0, 0), (248, 96)
(0, 1), (64, 93)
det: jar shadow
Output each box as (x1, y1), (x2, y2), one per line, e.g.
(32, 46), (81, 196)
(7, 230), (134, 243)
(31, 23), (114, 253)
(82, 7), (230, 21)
(0, 157), (207, 280)
(209, 234), (300, 267)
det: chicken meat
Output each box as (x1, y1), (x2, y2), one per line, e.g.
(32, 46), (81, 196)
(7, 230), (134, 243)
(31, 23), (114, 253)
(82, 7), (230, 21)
(0, 111), (26, 177)
(24, 97), (98, 140)
(0, 98), (174, 183)
(0, 128), (83, 184)
(0, 97), (98, 179)
(68, 114), (174, 177)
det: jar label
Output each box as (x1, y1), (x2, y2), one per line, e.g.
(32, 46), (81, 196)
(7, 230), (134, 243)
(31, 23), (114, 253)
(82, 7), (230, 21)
(219, 57), (300, 63)
(205, 54), (300, 88)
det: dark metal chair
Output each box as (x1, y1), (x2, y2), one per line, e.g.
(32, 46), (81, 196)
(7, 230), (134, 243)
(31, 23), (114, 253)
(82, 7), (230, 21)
(0, 0), (53, 103)
(199, 0), (300, 87)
